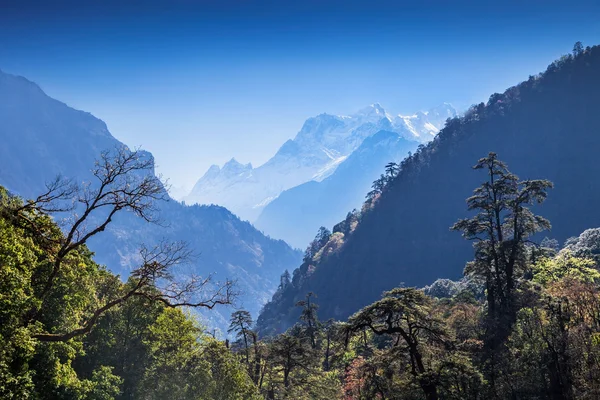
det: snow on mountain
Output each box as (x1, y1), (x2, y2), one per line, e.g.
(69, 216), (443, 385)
(254, 130), (420, 248)
(184, 103), (456, 221)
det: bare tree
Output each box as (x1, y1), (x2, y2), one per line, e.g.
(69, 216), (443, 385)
(8, 146), (235, 342)
(32, 240), (235, 342)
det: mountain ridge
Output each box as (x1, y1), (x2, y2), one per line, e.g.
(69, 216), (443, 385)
(184, 103), (456, 222)
(254, 130), (420, 247)
(256, 44), (600, 335)
(0, 69), (302, 333)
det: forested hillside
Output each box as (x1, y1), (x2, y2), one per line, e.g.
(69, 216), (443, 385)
(6, 149), (600, 399)
(257, 43), (600, 333)
(4, 42), (600, 400)
(0, 184), (261, 399)
(0, 70), (302, 332)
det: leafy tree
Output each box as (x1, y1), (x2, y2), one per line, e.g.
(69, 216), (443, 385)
(573, 41), (584, 57)
(533, 249), (599, 285)
(564, 227), (600, 264)
(138, 308), (260, 399)
(452, 152), (552, 346)
(345, 288), (450, 400)
(384, 161), (400, 179)
(303, 227), (332, 262)
(279, 270), (291, 290)
(270, 330), (313, 390)
(201, 339), (263, 400)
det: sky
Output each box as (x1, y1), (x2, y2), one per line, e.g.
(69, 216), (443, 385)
(1, 0), (600, 193)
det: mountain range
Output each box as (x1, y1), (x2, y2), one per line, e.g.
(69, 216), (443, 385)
(184, 103), (456, 225)
(256, 45), (600, 335)
(254, 130), (420, 248)
(0, 69), (302, 333)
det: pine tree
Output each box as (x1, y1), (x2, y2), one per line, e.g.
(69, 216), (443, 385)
(452, 152), (552, 388)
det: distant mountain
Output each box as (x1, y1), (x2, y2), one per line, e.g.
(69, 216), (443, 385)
(256, 45), (600, 335)
(184, 103), (456, 222)
(254, 131), (420, 248)
(0, 69), (302, 333)
(0, 70), (119, 196)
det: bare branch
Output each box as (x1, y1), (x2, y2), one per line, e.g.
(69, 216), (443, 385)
(33, 240), (236, 342)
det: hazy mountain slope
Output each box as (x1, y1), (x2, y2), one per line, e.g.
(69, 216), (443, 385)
(0, 70), (120, 197)
(0, 69), (302, 332)
(254, 131), (419, 248)
(257, 45), (600, 334)
(184, 104), (455, 221)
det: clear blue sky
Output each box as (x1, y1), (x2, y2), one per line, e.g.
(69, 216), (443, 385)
(1, 0), (600, 191)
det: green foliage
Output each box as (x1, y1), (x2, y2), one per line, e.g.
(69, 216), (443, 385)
(0, 185), (263, 399)
(139, 308), (210, 399)
(533, 249), (600, 285)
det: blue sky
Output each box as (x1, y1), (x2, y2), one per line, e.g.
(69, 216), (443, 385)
(1, 0), (600, 191)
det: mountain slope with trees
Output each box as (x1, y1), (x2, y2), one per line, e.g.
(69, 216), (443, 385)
(0, 182), (261, 399)
(226, 153), (600, 400)
(0, 69), (302, 333)
(257, 42), (600, 333)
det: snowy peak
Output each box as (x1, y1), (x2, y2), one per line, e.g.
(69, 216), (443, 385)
(194, 158), (252, 186)
(185, 102), (456, 221)
(222, 157), (253, 174)
(423, 103), (457, 128)
(393, 103), (457, 141)
(353, 103), (391, 120)
(200, 164), (222, 181)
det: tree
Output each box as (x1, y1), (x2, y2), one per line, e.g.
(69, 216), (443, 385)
(296, 292), (319, 349)
(279, 270), (291, 290)
(270, 331), (312, 389)
(201, 339), (263, 400)
(366, 174), (386, 204)
(345, 288), (450, 400)
(384, 162), (400, 182)
(4, 147), (235, 343)
(304, 227), (332, 262)
(140, 308), (211, 400)
(452, 153), (552, 345)
(573, 41), (584, 57)
(228, 310), (254, 364)
(533, 249), (599, 285)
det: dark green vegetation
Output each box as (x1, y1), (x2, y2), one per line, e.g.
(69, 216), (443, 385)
(0, 69), (302, 332)
(257, 42), (600, 332)
(3, 43), (600, 400)
(0, 153), (260, 398)
(225, 152), (600, 399)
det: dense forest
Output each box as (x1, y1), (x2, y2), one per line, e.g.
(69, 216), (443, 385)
(5, 147), (600, 399)
(3, 43), (600, 400)
(0, 149), (261, 399)
(257, 42), (600, 332)
(234, 151), (600, 399)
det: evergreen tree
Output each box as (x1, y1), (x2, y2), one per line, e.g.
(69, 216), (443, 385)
(296, 292), (320, 349)
(228, 310), (254, 364)
(452, 152), (552, 388)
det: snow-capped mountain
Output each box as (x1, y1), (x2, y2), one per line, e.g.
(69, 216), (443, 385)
(254, 130), (420, 248)
(184, 103), (456, 222)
